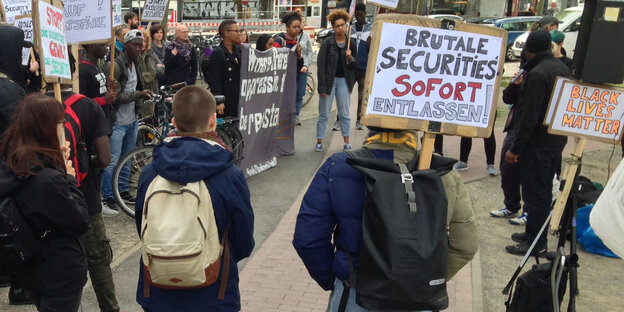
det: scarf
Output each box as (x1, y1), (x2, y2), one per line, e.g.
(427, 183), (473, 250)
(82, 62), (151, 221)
(168, 38), (193, 62)
(363, 130), (419, 163)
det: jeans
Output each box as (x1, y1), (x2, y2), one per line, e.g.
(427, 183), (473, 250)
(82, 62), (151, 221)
(317, 78), (351, 140)
(355, 68), (366, 120)
(520, 144), (564, 247)
(101, 120), (138, 198)
(80, 213), (119, 312)
(295, 70), (309, 116)
(328, 279), (432, 312)
(500, 134), (522, 213)
(33, 288), (83, 312)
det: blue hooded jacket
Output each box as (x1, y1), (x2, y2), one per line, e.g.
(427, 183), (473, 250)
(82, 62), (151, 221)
(135, 136), (255, 312)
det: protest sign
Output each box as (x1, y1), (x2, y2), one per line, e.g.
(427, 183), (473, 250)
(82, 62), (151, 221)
(544, 76), (568, 125)
(547, 79), (623, 144)
(64, 0), (112, 44)
(0, 0), (31, 24)
(13, 14), (32, 66)
(33, 0), (71, 83)
(366, 0), (400, 10)
(112, 0), (122, 27)
(142, 0), (169, 22)
(238, 44), (297, 178)
(362, 14), (506, 139)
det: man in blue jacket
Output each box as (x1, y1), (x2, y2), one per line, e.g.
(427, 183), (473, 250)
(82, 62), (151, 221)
(134, 85), (255, 311)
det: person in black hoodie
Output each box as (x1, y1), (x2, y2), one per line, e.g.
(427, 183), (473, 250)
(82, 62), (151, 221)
(207, 20), (242, 118)
(504, 30), (570, 256)
(0, 25), (29, 137)
(0, 93), (89, 311)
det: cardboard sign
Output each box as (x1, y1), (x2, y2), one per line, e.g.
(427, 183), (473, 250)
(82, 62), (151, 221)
(367, 0), (400, 10)
(544, 76), (568, 125)
(34, 0), (71, 83)
(112, 0), (122, 27)
(547, 79), (624, 144)
(362, 14), (506, 138)
(142, 0), (169, 22)
(14, 14), (32, 66)
(0, 0), (31, 24)
(64, 0), (112, 44)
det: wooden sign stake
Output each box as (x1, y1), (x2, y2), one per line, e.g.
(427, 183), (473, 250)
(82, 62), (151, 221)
(550, 137), (587, 231)
(418, 132), (436, 170)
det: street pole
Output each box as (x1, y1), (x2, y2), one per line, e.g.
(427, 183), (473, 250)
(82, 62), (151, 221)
(416, 0), (424, 15)
(536, 0), (546, 16)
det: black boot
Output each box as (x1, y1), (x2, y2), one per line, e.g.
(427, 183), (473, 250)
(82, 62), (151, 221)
(9, 285), (34, 305)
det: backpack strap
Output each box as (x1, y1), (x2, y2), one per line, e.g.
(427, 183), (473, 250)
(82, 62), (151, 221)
(217, 225), (230, 300)
(398, 163), (417, 213)
(64, 94), (86, 134)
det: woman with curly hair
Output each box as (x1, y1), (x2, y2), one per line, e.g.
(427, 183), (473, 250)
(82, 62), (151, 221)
(315, 9), (357, 152)
(274, 11), (313, 125)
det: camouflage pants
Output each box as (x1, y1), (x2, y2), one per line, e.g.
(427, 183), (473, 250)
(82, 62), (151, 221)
(80, 213), (119, 312)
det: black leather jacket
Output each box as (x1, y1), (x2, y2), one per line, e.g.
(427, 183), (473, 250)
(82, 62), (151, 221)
(317, 36), (357, 95)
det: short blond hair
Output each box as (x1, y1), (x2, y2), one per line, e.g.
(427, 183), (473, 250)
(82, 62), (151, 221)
(327, 9), (350, 26)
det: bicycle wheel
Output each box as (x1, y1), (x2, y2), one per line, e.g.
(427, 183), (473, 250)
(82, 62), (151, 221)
(302, 74), (315, 108)
(112, 146), (154, 218)
(136, 124), (158, 147)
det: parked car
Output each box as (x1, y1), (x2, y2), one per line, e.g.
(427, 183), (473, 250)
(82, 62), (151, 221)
(488, 16), (542, 61)
(426, 14), (465, 22)
(511, 5), (584, 59)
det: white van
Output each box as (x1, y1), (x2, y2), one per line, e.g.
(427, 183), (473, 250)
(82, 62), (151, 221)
(511, 6), (584, 59)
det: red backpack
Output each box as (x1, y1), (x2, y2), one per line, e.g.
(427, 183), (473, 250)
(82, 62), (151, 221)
(64, 94), (89, 186)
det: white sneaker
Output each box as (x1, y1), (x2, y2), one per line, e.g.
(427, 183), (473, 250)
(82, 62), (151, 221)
(331, 120), (340, 131)
(355, 120), (364, 130)
(101, 204), (119, 217)
(487, 164), (497, 176)
(509, 212), (528, 225)
(453, 161), (468, 171)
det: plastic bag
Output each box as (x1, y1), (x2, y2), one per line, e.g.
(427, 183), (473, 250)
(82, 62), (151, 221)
(590, 158), (624, 259)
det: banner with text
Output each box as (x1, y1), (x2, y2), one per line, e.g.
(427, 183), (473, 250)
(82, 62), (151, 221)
(238, 45), (296, 178)
(366, 23), (502, 128)
(548, 79), (624, 143)
(1, 0), (30, 24)
(112, 0), (122, 27)
(142, 0), (169, 22)
(14, 15), (32, 66)
(64, 0), (112, 44)
(37, 0), (71, 81)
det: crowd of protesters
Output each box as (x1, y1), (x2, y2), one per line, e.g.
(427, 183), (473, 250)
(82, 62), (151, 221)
(0, 4), (622, 312)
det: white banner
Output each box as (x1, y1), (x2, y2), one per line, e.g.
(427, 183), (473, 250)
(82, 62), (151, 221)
(366, 23), (503, 128)
(142, 0), (169, 22)
(13, 15), (32, 66)
(64, 0), (112, 44)
(112, 0), (122, 27)
(1, 0), (31, 24)
(366, 0), (399, 9)
(38, 1), (71, 80)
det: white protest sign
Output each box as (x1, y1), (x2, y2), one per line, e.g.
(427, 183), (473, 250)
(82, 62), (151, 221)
(1, 0), (31, 24)
(14, 15), (32, 66)
(366, 23), (503, 129)
(548, 80), (624, 143)
(36, 0), (71, 81)
(544, 76), (568, 125)
(142, 0), (170, 22)
(367, 0), (400, 9)
(112, 0), (122, 27)
(64, 0), (112, 44)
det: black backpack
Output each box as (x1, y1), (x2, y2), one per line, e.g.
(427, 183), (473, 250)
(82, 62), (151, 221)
(0, 193), (41, 271)
(506, 258), (568, 312)
(342, 149), (450, 311)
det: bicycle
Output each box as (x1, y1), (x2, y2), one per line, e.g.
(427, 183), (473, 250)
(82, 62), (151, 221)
(302, 73), (316, 108)
(216, 116), (244, 166)
(112, 82), (185, 218)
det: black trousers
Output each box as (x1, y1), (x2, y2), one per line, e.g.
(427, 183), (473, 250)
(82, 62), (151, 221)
(500, 134), (522, 213)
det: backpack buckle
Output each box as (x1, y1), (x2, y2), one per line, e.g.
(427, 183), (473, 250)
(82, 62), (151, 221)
(40, 230), (50, 239)
(401, 173), (413, 184)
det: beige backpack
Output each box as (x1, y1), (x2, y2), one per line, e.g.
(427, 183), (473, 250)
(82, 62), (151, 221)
(140, 176), (230, 298)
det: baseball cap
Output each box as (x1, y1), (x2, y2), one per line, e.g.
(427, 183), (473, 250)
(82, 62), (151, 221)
(539, 16), (561, 28)
(124, 29), (143, 43)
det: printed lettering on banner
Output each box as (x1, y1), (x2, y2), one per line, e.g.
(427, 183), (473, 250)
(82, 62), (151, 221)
(36, 0), (71, 81)
(112, 0), (122, 27)
(547, 78), (624, 144)
(64, 0), (112, 44)
(367, 0), (400, 9)
(1, 0), (31, 24)
(366, 23), (503, 129)
(142, 0), (170, 22)
(13, 15), (32, 66)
